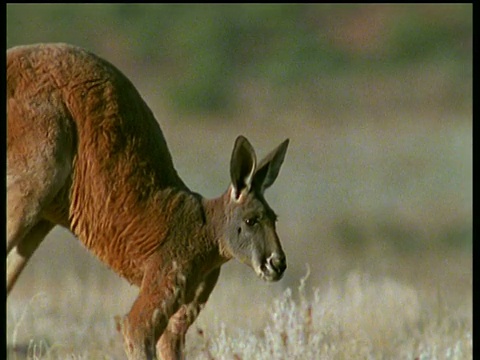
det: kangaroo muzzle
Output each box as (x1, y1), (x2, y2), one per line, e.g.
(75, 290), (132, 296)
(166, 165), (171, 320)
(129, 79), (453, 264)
(256, 252), (286, 282)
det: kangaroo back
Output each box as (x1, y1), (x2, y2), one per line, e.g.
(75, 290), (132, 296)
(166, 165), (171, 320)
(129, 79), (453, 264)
(8, 43), (183, 189)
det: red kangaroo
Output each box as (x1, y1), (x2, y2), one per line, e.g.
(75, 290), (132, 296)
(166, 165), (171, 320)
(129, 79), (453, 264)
(7, 43), (289, 360)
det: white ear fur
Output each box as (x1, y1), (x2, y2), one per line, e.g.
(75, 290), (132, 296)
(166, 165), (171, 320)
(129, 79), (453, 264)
(229, 184), (247, 203)
(243, 163), (255, 191)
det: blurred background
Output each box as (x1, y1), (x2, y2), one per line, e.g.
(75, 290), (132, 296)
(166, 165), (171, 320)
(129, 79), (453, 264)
(7, 4), (471, 358)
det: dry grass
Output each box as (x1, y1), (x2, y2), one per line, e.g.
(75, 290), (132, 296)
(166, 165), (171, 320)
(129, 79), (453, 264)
(188, 270), (471, 360)
(7, 259), (472, 359)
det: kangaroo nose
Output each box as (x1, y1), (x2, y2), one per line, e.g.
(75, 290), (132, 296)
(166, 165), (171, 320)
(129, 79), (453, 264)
(268, 253), (287, 274)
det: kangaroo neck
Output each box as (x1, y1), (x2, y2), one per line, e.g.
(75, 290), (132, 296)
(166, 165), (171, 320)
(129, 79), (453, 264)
(201, 191), (232, 261)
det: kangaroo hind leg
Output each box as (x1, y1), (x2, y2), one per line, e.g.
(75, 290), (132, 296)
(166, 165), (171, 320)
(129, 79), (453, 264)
(7, 95), (74, 294)
(7, 220), (54, 295)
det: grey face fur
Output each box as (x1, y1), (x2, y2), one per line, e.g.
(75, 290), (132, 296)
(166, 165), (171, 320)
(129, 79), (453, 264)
(225, 136), (289, 281)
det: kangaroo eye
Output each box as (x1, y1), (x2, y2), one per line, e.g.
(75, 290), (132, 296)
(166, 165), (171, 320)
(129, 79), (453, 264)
(245, 217), (258, 226)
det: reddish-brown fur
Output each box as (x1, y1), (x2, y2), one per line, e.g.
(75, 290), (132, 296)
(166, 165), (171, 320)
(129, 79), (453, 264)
(7, 43), (288, 360)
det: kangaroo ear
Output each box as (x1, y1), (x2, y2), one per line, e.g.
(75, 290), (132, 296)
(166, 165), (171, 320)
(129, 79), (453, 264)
(252, 139), (289, 193)
(230, 136), (257, 201)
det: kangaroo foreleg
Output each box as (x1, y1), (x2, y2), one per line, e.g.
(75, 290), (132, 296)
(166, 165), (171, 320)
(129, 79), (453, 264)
(121, 258), (189, 360)
(156, 268), (221, 360)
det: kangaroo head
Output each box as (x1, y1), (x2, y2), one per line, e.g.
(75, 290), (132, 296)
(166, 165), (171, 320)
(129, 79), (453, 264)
(223, 135), (289, 282)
